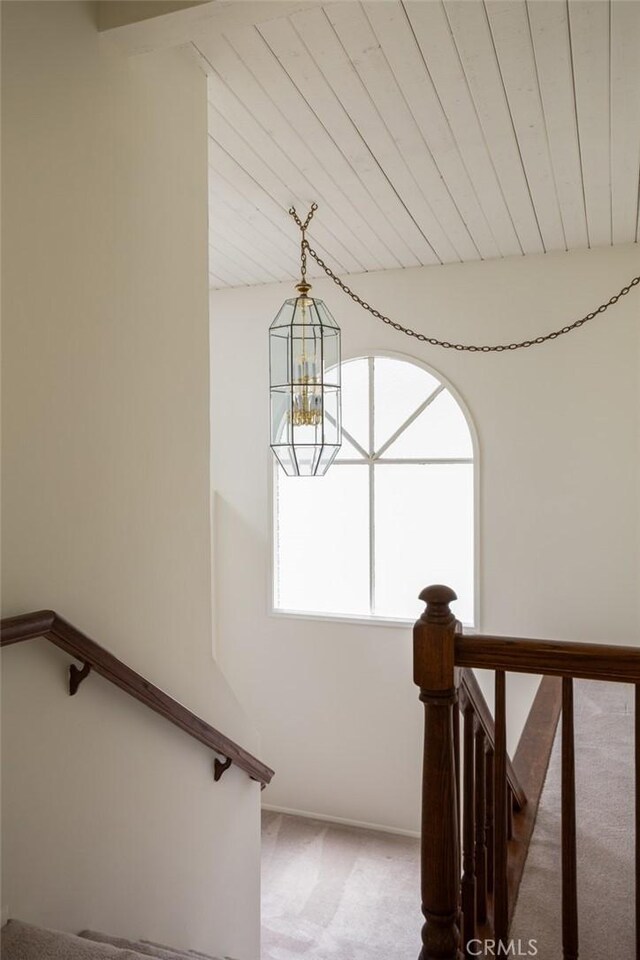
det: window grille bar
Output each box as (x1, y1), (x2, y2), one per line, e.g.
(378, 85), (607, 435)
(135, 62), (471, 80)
(374, 384), (445, 460)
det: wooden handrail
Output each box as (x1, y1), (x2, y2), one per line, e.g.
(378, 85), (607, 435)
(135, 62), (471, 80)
(1, 611), (274, 788)
(458, 668), (526, 811)
(456, 633), (640, 683)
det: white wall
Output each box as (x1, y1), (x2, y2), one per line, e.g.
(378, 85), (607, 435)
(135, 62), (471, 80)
(210, 243), (640, 835)
(1, 3), (261, 957)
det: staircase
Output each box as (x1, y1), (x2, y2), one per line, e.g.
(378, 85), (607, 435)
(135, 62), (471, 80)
(3, 594), (639, 959)
(0, 921), (233, 959)
(0, 614), (273, 960)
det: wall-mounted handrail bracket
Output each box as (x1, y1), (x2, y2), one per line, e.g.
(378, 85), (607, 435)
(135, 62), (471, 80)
(213, 756), (232, 782)
(69, 661), (91, 696)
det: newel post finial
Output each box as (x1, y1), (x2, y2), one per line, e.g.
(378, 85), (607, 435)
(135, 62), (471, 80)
(414, 584), (463, 960)
(419, 584), (458, 624)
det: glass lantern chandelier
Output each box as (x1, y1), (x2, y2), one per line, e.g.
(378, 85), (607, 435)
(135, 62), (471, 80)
(269, 204), (341, 477)
(266, 202), (640, 473)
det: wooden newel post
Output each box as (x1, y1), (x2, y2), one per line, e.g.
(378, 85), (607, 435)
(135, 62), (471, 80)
(414, 584), (463, 960)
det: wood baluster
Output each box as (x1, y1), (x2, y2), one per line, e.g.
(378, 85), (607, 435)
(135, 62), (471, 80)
(494, 670), (509, 943)
(474, 725), (487, 925)
(636, 684), (639, 960)
(414, 585), (462, 960)
(454, 700), (461, 855)
(461, 706), (476, 956)
(453, 699), (462, 937)
(485, 746), (494, 895)
(562, 677), (578, 960)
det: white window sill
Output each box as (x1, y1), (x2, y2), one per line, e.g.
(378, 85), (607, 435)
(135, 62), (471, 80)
(270, 607), (476, 632)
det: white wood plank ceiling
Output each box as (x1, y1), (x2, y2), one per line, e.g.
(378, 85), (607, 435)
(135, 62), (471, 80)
(199, 0), (640, 289)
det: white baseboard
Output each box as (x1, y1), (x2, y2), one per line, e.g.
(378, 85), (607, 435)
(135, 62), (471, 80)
(261, 803), (420, 839)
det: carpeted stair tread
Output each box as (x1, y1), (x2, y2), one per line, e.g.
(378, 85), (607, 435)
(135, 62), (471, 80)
(80, 932), (225, 960)
(1, 921), (158, 960)
(140, 942), (218, 960)
(141, 943), (228, 960)
(79, 931), (220, 960)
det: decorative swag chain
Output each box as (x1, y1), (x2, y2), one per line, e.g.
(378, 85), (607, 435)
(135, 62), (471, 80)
(305, 241), (639, 352)
(288, 206), (640, 353)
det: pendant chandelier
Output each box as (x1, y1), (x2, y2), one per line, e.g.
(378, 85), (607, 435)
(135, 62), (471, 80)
(269, 204), (342, 477)
(269, 201), (639, 476)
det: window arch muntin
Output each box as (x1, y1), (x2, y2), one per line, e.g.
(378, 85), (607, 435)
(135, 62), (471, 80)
(272, 352), (478, 627)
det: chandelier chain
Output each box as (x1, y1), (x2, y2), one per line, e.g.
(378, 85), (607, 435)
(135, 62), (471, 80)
(289, 203), (318, 286)
(293, 238), (638, 352)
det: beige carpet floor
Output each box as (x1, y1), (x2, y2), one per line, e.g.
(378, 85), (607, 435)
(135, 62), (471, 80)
(511, 679), (634, 959)
(261, 813), (421, 960)
(262, 680), (634, 960)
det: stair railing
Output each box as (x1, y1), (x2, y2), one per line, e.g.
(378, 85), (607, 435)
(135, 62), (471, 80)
(1, 610), (274, 788)
(415, 584), (640, 960)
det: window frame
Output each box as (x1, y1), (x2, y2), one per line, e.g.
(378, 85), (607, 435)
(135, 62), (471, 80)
(268, 350), (480, 630)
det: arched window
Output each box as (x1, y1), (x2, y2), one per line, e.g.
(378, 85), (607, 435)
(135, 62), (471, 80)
(273, 355), (475, 625)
